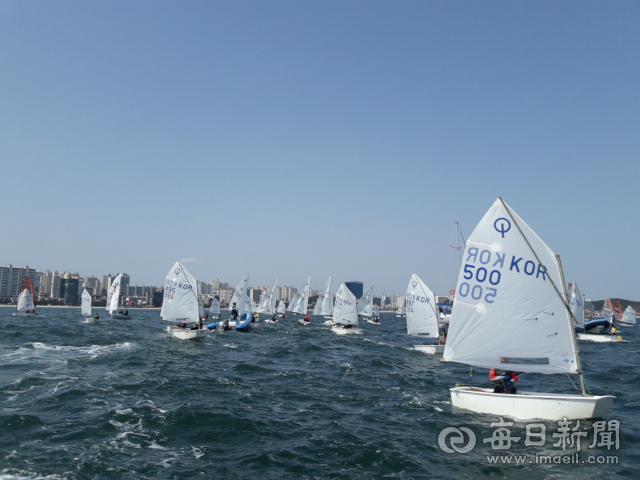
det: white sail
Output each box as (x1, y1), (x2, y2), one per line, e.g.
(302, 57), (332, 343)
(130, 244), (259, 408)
(107, 274), (122, 314)
(198, 299), (205, 317)
(333, 283), (358, 325)
(293, 278), (311, 314)
(357, 283), (373, 317)
(209, 297), (220, 315)
(81, 289), (92, 316)
(256, 280), (278, 314)
(373, 305), (380, 317)
(443, 197), (578, 375)
(286, 291), (301, 312)
(620, 305), (636, 326)
(250, 298), (258, 314)
(320, 276), (333, 315)
(229, 274), (250, 314)
(312, 298), (322, 315)
(160, 261), (199, 322)
(16, 288), (35, 312)
(277, 300), (286, 314)
(568, 282), (584, 330)
(406, 274), (439, 338)
(397, 297), (405, 315)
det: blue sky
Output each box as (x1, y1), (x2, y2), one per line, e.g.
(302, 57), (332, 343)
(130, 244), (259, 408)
(1, 1), (638, 299)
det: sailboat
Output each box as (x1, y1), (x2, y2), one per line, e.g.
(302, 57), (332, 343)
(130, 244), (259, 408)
(295, 278), (312, 325)
(444, 197), (614, 421)
(257, 280), (278, 323)
(331, 283), (363, 335)
(208, 297), (220, 317)
(13, 288), (36, 316)
(277, 300), (286, 318)
(162, 261), (207, 340)
(107, 274), (131, 319)
(81, 289), (94, 322)
(357, 283), (374, 320)
(286, 291), (301, 315)
(406, 274), (443, 354)
(396, 297), (405, 318)
(367, 305), (381, 325)
(571, 282), (621, 343)
(620, 306), (637, 326)
(12, 276), (37, 317)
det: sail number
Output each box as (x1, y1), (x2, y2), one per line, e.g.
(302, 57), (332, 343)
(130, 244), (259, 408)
(458, 264), (501, 303)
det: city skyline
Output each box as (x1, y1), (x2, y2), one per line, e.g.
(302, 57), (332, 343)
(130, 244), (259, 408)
(1, 2), (638, 300)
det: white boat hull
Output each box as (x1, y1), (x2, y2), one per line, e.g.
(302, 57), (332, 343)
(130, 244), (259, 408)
(366, 319), (381, 325)
(450, 386), (615, 420)
(84, 318), (95, 323)
(331, 325), (363, 335)
(322, 320), (334, 326)
(414, 344), (445, 354)
(577, 333), (622, 343)
(439, 314), (451, 325)
(298, 319), (311, 325)
(11, 312), (37, 317)
(110, 314), (132, 319)
(166, 326), (209, 340)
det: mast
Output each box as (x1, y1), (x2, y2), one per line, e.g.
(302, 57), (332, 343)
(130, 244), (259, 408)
(455, 222), (462, 270)
(556, 255), (587, 397)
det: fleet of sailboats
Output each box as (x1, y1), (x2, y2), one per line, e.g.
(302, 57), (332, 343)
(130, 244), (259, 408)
(443, 197), (614, 420)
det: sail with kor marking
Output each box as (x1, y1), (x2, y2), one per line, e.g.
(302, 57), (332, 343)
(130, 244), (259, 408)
(406, 274), (440, 338)
(333, 283), (358, 325)
(160, 261), (199, 322)
(443, 197), (578, 374)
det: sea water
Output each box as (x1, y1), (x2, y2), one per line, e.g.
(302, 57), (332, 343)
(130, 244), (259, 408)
(0, 307), (638, 479)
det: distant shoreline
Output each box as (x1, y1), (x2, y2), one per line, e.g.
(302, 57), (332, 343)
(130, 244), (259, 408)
(0, 305), (161, 310)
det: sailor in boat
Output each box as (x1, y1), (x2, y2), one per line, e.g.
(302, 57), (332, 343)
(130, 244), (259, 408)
(176, 320), (188, 329)
(231, 302), (239, 320)
(489, 369), (518, 394)
(94, 313), (100, 320)
(217, 312), (222, 318)
(304, 314), (310, 323)
(270, 313), (277, 322)
(436, 326), (447, 345)
(124, 309), (129, 316)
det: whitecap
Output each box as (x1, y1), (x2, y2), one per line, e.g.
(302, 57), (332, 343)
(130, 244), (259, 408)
(115, 408), (133, 415)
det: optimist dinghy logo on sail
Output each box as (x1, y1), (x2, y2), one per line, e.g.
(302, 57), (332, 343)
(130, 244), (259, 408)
(494, 218), (511, 237)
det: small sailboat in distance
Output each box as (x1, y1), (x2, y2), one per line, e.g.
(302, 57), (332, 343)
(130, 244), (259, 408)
(444, 197), (614, 420)
(620, 306), (636, 326)
(162, 261), (207, 340)
(257, 280), (278, 323)
(81, 289), (94, 322)
(12, 279), (37, 317)
(277, 300), (286, 318)
(406, 274), (444, 354)
(396, 297), (405, 318)
(107, 274), (131, 319)
(331, 283), (363, 335)
(357, 283), (374, 320)
(209, 297), (220, 317)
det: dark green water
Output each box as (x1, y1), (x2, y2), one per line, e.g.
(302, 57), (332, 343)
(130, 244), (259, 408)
(0, 307), (638, 479)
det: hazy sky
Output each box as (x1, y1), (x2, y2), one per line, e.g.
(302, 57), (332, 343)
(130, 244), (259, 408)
(1, 1), (638, 299)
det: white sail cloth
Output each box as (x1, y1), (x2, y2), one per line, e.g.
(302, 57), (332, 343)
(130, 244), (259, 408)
(443, 197), (578, 375)
(357, 283), (373, 317)
(229, 274), (250, 314)
(209, 297), (220, 315)
(16, 289), (35, 312)
(333, 283), (358, 325)
(320, 276), (333, 315)
(107, 274), (122, 314)
(256, 280), (278, 314)
(568, 282), (584, 330)
(160, 261), (199, 322)
(292, 278), (310, 314)
(397, 297), (405, 315)
(277, 300), (286, 314)
(620, 306), (636, 325)
(406, 274), (439, 338)
(81, 289), (92, 316)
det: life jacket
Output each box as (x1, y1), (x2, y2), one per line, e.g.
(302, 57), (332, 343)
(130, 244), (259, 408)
(489, 368), (518, 382)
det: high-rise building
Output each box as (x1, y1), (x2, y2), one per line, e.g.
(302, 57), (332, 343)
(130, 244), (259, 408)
(0, 265), (39, 298)
(59, 278), (80, 305)
(39, 270), (53, 298)
(277, 286), (297, 303)
(345, 281), (363, 299)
